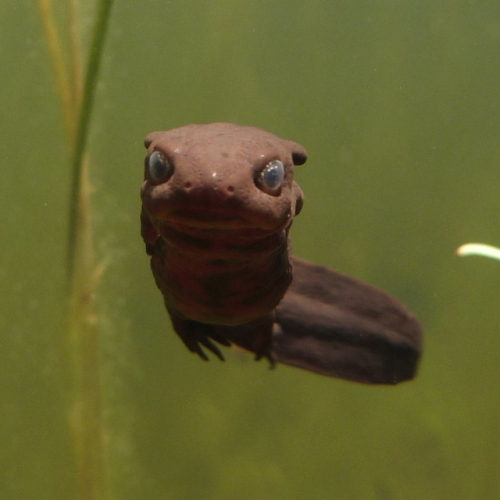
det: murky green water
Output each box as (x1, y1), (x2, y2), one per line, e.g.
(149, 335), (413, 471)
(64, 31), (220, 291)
(2, 1), (500, 498)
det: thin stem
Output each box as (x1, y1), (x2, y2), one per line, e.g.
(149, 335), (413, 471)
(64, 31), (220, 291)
(68, 155), (110, 500)
(70, 0), (84, 118)
(36, 0), (77, 142)
(66, 2), (115, 498)
(67, 0), (115, 284)
(38, 1), (116, 499)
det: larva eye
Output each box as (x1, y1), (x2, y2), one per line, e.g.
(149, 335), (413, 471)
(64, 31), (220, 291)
(148, 151), (173, 183)
(257, 160), (285, 195)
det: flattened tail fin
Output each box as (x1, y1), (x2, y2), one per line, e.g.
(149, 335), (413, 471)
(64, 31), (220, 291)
(223, 257), (422, 384)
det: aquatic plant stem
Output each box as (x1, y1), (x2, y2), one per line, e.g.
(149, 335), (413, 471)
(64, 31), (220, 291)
(37, 0), (77, 141)
(38, 0), (115, 498)
(68, 155), (109, 500)
(68, 0), (115, 272)
(66, 1), (115, 497)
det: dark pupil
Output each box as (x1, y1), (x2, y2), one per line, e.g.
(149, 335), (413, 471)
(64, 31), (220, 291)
(153, 158), (164, 176)
(150, 153), (166, 178)
(264, 165), (280, 187)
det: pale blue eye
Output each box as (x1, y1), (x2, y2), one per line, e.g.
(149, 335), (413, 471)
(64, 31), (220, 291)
(258, 160), (285, 194)
(148, 151), (173, 183)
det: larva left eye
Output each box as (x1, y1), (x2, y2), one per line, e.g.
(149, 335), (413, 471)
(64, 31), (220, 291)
(148, 151), (174, 184)
(257, 160), (285, 194)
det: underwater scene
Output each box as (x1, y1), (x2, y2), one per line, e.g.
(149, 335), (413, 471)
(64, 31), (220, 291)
(2, 1), (500, 498)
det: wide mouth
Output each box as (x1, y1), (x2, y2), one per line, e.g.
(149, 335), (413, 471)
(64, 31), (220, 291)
(173, 205), (243, 223)
(155, 203), (282, 234)
(165, 219), (276, 241)
(152, 204), (287, 252)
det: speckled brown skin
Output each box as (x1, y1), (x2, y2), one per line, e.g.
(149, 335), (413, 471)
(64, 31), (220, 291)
(141, 123), (422, 383)
(141, 123), (306, 360)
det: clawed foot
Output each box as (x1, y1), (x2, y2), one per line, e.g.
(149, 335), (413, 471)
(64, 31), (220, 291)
(170, 314), (277, 366)
(177, 320), (231, 361)
(215, 318), (277, 368)
(254, 332), (276, 368)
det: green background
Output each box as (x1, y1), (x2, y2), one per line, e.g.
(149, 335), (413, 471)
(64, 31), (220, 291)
(2, 0), (500, 498)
